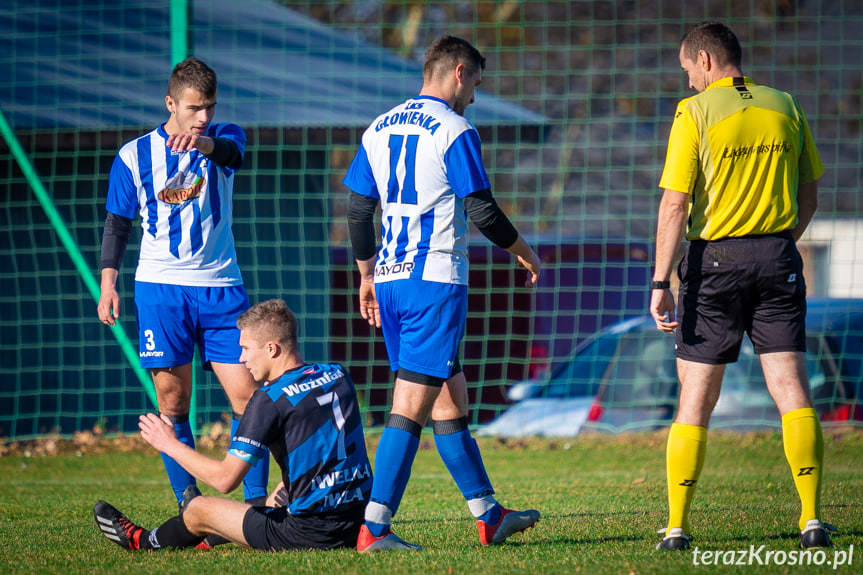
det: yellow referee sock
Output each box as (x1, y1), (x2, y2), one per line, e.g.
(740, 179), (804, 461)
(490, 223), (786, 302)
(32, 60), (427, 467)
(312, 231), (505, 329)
(782, 407), (824, 531)
(665, 422), (707, 534)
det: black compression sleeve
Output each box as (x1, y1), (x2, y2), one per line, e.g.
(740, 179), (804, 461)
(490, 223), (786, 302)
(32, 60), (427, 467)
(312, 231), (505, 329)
(207, 137), (242, 167)
(464, 189), (519, 249)
(100, 212), (133, 270)
(347, 191), (379, 261)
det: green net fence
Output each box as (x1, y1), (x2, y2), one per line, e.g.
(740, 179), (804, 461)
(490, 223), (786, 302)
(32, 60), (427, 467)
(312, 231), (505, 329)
(2, 0), (861, 440)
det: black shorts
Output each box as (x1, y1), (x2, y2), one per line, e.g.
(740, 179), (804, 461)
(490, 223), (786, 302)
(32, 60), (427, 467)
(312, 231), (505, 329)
(242, 504), (364, 551)
(676, 232), (807, 364)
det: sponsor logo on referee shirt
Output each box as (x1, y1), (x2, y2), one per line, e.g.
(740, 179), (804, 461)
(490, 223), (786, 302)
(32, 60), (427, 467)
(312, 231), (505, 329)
(722, 141), (791, 160)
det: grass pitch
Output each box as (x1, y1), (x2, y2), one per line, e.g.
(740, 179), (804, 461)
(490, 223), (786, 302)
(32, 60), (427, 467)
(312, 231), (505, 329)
(1, 429), (861, 574)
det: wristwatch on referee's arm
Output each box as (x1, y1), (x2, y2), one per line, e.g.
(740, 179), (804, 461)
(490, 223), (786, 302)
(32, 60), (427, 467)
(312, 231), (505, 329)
(649, 280), (670, 290)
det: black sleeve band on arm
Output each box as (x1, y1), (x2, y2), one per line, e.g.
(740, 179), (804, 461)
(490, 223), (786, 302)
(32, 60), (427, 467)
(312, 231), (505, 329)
(464, 188), (519, 249)
(100, 212), (133, 270)
(347, 191), (379, 261)
(207, 137), (241, 167)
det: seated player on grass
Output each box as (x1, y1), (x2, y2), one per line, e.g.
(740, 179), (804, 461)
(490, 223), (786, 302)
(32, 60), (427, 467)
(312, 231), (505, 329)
(94, 299), (372, 551)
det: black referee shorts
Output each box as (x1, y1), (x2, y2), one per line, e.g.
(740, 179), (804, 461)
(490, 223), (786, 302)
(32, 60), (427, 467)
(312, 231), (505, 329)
(242, 504), (364, 551)
(676, 231), (807, 364)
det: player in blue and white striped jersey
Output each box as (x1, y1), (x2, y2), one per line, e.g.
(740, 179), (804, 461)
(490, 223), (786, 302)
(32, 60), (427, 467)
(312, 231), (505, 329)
(97, 58), (268, 515)
(344, 35), (542, 552)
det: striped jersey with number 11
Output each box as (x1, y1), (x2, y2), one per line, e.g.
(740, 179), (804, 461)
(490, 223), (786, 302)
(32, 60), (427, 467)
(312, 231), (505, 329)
(343, 95), (491, 286)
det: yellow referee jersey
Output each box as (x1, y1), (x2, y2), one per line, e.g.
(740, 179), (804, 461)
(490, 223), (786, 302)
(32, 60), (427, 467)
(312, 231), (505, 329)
(659, 76), (824, 241)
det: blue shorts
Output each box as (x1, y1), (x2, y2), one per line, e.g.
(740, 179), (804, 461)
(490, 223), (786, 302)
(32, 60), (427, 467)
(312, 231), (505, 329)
(375, 279), (468, 380)
(134, 282), (249, 369)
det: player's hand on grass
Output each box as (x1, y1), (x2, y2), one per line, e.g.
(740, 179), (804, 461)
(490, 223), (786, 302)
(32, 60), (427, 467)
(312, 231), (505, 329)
(358, 278), (380, 328)
(650, 288), (678, 333)
(139, 413), (179, 453)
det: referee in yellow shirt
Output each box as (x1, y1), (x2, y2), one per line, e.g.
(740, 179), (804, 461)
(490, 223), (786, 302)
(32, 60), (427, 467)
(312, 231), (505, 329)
(650, 21), (830, 551)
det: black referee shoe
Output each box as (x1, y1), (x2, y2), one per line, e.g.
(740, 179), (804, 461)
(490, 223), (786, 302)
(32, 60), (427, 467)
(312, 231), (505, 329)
(656, 527), (691, 551)
(800, 519), (835, 549)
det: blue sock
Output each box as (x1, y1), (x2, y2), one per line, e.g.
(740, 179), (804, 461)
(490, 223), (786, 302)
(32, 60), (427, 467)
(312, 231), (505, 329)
(433, 419), (494, 501)
(365, 522), (388, 537)
(363, 501), (392, 538)
(478, 504), (502, 525)
(366, 416), (422, 534)
(159, 415), (196, 504)
(231, 417), (270, 502)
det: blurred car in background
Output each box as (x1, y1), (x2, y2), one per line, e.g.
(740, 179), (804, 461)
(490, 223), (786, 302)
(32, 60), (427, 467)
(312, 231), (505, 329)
(330, 237), (651, 424)
(478, 297), (863, 437)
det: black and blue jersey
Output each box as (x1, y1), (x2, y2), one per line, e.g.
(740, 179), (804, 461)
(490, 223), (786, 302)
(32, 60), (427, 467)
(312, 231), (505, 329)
(228, 363), (372, 516)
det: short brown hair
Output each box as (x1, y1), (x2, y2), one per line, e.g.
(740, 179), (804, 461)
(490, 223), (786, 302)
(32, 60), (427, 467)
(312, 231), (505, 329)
(237, 299), (299, 353)
(167, 57), (218, 102)
(423, 35), (486, 83)
(681, 21), (742, 69)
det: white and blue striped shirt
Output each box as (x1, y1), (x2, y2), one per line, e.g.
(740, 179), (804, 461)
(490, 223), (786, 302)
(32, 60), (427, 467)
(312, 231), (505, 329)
(343, 96), (491, 285)
(105, 123), (246, 286)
